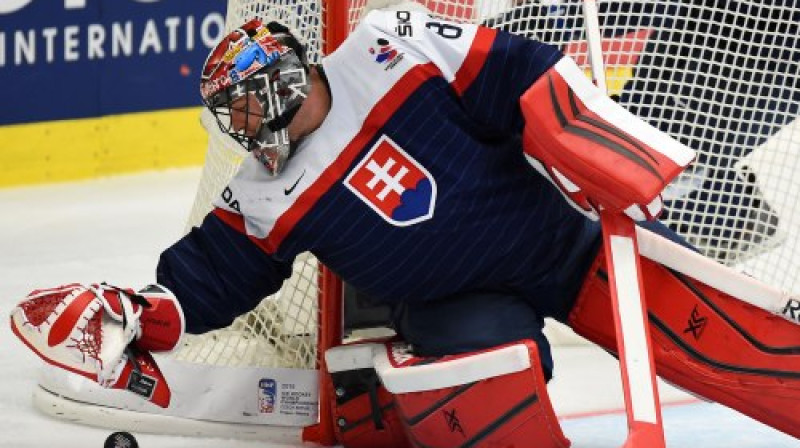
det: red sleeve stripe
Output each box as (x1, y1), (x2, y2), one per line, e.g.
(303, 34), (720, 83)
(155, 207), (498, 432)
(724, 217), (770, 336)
(213, 207), (273, 250)
(213, 206), (292, 253)
(262, 63), (443, 253)
(451, 26), (497, 96)
(212, 207), (246, 233)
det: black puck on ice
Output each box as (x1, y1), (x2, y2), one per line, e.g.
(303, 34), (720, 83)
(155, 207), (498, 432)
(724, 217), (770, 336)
(104, 431), (139, 448)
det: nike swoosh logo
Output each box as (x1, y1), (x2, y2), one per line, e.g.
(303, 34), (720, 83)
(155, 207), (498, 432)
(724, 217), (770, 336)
(284, 169), (306, 195)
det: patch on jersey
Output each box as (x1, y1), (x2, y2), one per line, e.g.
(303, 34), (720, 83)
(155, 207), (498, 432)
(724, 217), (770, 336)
(345, 135), (437, 226)
(368, 38), (405, 70)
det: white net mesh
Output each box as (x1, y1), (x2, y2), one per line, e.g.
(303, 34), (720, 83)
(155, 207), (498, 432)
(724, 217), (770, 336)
(175, 110), (321, 369)
(177, 0), (800, 367)
(174, 1), (335, 372)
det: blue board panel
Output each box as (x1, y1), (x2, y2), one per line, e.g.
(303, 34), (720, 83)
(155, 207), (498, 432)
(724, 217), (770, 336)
(0, 0), (226, 124)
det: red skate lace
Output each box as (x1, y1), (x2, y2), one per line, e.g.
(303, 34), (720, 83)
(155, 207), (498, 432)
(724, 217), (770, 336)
(69, 311), (103, 366)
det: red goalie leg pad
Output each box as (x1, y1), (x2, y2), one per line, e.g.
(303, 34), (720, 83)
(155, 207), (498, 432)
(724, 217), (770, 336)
(569, 252), (800, 439)
(321, 343), (410, 448)
(376, 340), (570, 448)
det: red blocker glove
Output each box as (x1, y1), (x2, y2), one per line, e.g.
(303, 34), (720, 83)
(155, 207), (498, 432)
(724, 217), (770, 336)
(10, 283), (185, 408)
(521, 57), (696, 221)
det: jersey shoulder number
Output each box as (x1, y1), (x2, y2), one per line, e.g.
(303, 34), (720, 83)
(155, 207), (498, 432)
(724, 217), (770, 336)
(361, 9), (479, 81)
(363, 9), (473, 45)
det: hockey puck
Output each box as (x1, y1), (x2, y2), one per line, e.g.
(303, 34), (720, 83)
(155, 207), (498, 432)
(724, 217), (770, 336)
(104, 431), (139, 448)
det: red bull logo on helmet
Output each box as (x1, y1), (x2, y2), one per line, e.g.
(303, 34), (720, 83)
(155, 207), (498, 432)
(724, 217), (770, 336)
(201, 19), (287, 98)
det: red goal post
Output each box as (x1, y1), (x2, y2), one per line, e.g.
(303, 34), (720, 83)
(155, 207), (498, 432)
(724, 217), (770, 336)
(33, 0), (800, 445)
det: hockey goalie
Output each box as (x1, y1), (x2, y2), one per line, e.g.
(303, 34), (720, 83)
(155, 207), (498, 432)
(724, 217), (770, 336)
(10, 6), (800, 447)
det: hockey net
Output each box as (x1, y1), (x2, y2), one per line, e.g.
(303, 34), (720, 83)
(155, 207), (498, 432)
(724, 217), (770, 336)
(35, 0), (800, 444)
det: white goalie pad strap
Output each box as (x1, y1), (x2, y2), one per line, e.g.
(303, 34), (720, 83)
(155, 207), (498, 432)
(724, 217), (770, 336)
(646, 196), (663, 219)
(324, 343), (383, 373)
(623, 200), (664, 222)
(373, 342), (532, 394)
(525, 154), (600, 220)
(624, 198), (666, 222)
(551, 167), (581, 193)
(623, 204), (646, 222)
(554, 58), (695, 167)
(636, 226), (798, 322)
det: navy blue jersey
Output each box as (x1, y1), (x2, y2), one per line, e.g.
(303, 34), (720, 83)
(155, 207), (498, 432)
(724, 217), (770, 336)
(157, 10), (601, 333)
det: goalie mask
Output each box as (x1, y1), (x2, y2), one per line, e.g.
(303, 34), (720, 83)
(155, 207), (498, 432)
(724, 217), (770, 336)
(200, 20), (311, 176)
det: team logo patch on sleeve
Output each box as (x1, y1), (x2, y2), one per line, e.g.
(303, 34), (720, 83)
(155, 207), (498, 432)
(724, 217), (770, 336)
(368, 38), (405, 70)
(345, 135), (437, 226)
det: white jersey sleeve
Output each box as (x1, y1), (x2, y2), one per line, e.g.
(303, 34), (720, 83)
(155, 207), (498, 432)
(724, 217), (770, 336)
(359, 9), (479, 84)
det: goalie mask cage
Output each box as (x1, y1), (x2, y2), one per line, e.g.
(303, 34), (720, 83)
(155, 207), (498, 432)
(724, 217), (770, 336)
(34, 0), (800, 446)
